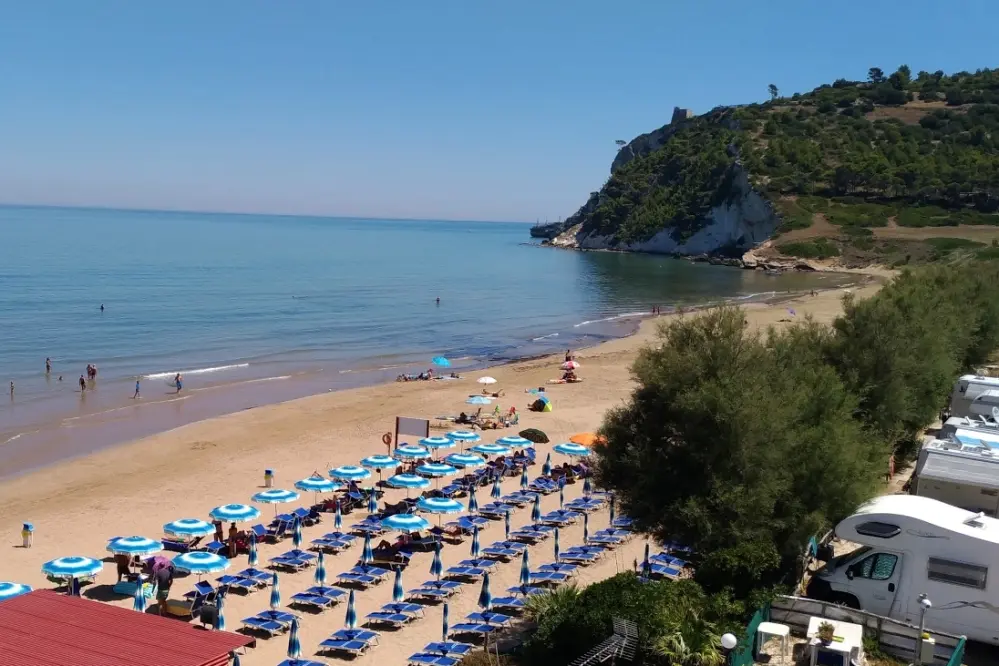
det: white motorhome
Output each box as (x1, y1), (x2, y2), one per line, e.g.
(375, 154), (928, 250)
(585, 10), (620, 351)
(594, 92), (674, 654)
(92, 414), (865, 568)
(939, 415), (999, 440)
(808, 495), (999, 644)
(949, 375), (999, 418)
(912, 437), (999, 515)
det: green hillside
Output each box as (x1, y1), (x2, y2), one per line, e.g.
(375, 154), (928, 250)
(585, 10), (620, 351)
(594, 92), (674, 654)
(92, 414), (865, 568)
(570, 66), (999, 262)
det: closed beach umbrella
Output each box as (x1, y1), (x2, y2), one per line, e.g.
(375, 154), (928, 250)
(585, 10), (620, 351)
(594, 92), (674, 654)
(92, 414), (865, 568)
(315, 551), (327, 585)
(445, 453), (486, 469)
(542, 453), (552, 476)
(531, 494), (541, 524)
(395, 444), (430, 459)
(0, 582), (32, 601)
(287, 617), (301, 659)
(583, 512), (590, 543)
(345, 589), (357, 629)
(643, 543), (651, 576)
(42, 556), (103, 580)
(554, 527), (560, 563)
(248, 533), (258, 566)
(477, 376), (497, 385)
(382, 514), (431, 532)
(442, 602), (450, 641)
(432, 356), (450, 368)
(367, 492), (378, 515)
(132, 583), (147, 613)
(420, 436), (455, 452)
(329, 465), (371, 482)
(520, 467), (529, 490)
(430, 543), (443, 580)
(393, 567), (404, 603)
(447, 430), (481, 444)
(470, 442), (510, 457)
(163, 518), (214, 537)
(609, 495), (615, 524)
(362, 533), (373, 565)
(478, 572), (492, 612)
(387, 474), (430, 492)
(504, 512), (511, 540)
(466, 395), (492, 405)
(492, 475), (503, 498)
(232, 654), (240, 666)
(215, 588), (226, 630)
(292, 517), (303, 548)
(583, 476), (592, 496)
(107, 536), (163, 557)
(497, 435), (533, 448)
(334, 502), (343, 531)
(468, 486), (479, 514)
(554, 442), (591, 458)
(470, 526), (481, 559)
(270, 571), (281, 610)
(416, 462), (459, 478)
(209, 504), (261, 523)
(172, 552), (229, 576)
(519, 549), (531, 590)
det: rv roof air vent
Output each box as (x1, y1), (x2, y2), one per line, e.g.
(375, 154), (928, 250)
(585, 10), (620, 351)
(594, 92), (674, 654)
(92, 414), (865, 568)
(963, 512), (985, 527)
(855, 521), (901, 539)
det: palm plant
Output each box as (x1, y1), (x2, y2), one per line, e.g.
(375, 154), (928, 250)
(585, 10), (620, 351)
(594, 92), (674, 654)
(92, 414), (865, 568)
(652, 610), (725, 666)
(524, 584), (580, 620)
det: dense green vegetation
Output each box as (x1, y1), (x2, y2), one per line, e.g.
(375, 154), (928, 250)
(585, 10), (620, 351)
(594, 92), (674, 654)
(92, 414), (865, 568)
(567, 66), (999, 248)
(592, 263), (999, 619)
(775, 238), (840, 259)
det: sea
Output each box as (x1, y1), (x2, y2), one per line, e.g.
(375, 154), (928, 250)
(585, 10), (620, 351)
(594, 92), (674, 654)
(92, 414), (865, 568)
(0, 205), (853, 477)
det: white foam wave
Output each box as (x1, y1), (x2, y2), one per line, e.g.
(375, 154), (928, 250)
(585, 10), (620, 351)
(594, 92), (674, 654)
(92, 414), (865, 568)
(532, 333), (559, 341)
(144, 363), (249, 380)
(573, 311), (650, 328)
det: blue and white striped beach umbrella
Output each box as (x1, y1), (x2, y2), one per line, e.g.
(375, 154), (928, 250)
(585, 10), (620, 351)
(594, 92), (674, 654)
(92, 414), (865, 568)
(345, 589), (357, 629)
(478, 572), (492, 612)
(215, 588), (225, 630)
(583, 512), (590, 543)
(583, 476), (592, 496)
(432, 356), (450, 368)
(504, 511), (511, 540)
(252, 488), (300, 505)
(132, 581), (147, 613)
(470, 526), (481, 559)
(445, 453), (486, 469)
(395, 444), (430, 459)
(519, 467), (529, 491)
(248, 532), (258, 567)
(417, 496), (466, 515)
(497, 435), (533, 448)
(382, 513), (432, 533)
(172, 552), (229, 575)
(270, 571), (281, 610)
(361, 455), (397, 470)
(0, 582), (32, 601)
(107, 536), (163, 557)
(542, 453), (552, 476)
(430, 543), (443, 580)
(470, 442), (511, 457)
(447, 430), (481, 444)
(442, 602), (450, 641)
(468, 486), (479, 514)
(329, 465), (371, 482)
(287, 617), (301, 659)
(42, 556), (103, 579)
(367, 492), (379, 515)
(393, 567), (404, 603)
(163, 518), (215, 537)
(608, 495), (615, 524)
(519, 549), (531, 590)
(643, 542), (651, 576)
(209, 504), (261, 523)
(531, 493), (541, 524)
(315, 551), (327, 585)
(334, 502), (343, 531)
(387, 474), (430, 490)
(416, 462), (459, 478)
(292, 517), (303, 548)
(554, 442), (591, 457)
(554, 527), (561, 563)
(295, 476), (338, 494)
(362, 533), (373, 565)
(420, 436), (455, 451)
(492, 475), (503, 499)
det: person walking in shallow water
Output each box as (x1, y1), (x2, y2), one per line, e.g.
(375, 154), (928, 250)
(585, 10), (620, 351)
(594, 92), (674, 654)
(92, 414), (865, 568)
(45, 357), (51, 374)
(174, 373), (183, 393)
(133, 378), (141, 399)
(79, 375), (87, 392)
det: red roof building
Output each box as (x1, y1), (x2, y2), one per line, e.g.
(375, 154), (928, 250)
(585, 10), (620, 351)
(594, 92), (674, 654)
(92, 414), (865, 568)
(0, 590), (254, 666)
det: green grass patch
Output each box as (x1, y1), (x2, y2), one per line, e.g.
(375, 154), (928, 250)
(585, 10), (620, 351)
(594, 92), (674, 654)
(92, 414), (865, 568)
(824, 201), (894, 227)
(896, 206), (999, 228)
(976, 246), (999, 260)
(923, 237), (985, 251)
(774, 199), (815, 232)
(776, 238), (841, 259)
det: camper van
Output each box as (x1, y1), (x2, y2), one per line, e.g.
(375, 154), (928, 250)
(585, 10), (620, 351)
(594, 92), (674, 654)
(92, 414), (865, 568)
(808, 495), (999, 644)
(948, 375), (999, 419)
(912, 437), (999, 515)
(939, 415), (999, 440)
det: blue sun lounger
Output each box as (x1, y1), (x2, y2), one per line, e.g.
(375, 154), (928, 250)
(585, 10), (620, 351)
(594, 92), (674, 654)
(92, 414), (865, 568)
(539, 562), (578, 575)
(510, 527), (550, 543)
(241, 609), (298, 635)
(290, 592), (339, 610)
(306, 585), (346, 601)
(277, 660), (325, 666)
(587, 534), (624, 546)
(506, 585), (545, 596)
(466, 611), (512, 626)
(490, 596), (527, 611)
(215, 574), (258, 593)
(269, 555), (311, 571)
(478, 503), (513, 518)
(319, 639), (373, 656)
(382, 602), (425, 617)
(445, 565), (485, 580)
(408, 587), (451, 601)
(336, 571), (378, 588)
(458, 558), (497, 570)
(449, 622), (498, 637)
(530, 570), (570, 585)
(540, 510), (581, 526)
(558, 551), (598, 564)
(482, 545), (520, 560)
(650, 563), (682, 579)
(611, 517), (634, 529)
(365, 611), (413, 627)
(323, 530), (358, 542)
(311, 537), (352, 553)
(423, 642), (473, 657)
(237, 567), (273, 584)
(408, 654), (460, 666)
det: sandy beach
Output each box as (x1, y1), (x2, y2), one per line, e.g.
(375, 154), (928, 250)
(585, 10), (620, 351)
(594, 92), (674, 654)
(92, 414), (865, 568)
(0, 281), (879, 665)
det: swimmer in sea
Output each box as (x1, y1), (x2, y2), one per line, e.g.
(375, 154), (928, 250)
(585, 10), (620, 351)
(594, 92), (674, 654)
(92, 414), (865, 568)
(436, 297), (440, 305)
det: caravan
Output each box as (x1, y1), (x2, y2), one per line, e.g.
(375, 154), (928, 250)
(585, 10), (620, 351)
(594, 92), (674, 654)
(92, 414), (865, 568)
(948, 375), (999, 419)
(808, 495), (999, 644)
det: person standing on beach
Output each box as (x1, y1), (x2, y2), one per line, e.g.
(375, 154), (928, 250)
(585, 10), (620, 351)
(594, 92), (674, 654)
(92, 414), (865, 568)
(133, 378), (141, 399)
(45, 357), (51, 374)
(153, 564), (173, 614)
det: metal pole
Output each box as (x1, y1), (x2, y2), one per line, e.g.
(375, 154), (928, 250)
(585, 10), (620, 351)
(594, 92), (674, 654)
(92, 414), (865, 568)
(915, 594), (931, 666)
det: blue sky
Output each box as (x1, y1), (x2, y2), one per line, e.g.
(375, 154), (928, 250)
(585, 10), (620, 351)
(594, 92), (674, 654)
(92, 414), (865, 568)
(0, 1), (995, 221)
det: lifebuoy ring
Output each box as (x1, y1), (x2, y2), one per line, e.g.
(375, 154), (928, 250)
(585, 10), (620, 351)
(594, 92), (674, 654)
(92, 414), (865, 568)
(382, 432), (393, 446)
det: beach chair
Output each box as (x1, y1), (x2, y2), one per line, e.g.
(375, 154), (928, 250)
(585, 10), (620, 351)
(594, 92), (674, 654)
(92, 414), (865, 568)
(336, 571), (378, 588)
(529, 570), (570, 585)
(466, 611), (512, 626)
(407, 587), (451, 601)
(365, 611), (413, 627)
(438, 483), (463, 498)
(305, 585), (346, 602)
(611, 517), (634, 529)
(269, 554), (310, 571)
(408, 654), (460, 666)
(381, 601), (425, 617)
(323, 530), (358, 542)
(215, 574), (257, 594)
(276, 660), (325, 666)
(162, 535), (204, 553)
(490, 596), (527, 611)
(650, 563), (682, 579)
(407, 579), (462, 600)
(236, 567), (272, 584)
(350, 564), (390, 579)
(283, 548), (317, 562)
(539, 562), (578, 575)
(241, 615), (286, 636)
(587, 534), (624, 546)
(478, 503), (513, 519)
(500, 492), (534, 507)
(311, 537), (351, 554)
(319, 639), (373, 656)
(449, 622), (497, 638)
(203, 540), (227, 555)
(539, 510), (580, 526)
(423, 642), (473, 657)
(290, 592), (338, 610)
(506, 585), (546, 597)
(481, 545), (520, 560)
(458, 558), (497, 571)
(558, 550), (599, 565)
(445, 565), (485, 580)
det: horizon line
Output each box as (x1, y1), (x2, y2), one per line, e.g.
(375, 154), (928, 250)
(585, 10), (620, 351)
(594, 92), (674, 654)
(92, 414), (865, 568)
(0, 201), (535, 225)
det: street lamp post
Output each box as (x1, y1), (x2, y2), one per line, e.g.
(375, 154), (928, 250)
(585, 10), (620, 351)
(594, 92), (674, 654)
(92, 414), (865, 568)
(721, 633), (738, 666)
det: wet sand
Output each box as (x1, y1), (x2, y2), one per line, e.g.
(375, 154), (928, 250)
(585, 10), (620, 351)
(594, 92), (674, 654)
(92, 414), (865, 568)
(0, 282), (879, 665)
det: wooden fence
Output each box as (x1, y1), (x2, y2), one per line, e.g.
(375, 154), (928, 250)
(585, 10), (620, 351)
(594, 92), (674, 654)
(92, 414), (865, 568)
(769, 595), (965, 665)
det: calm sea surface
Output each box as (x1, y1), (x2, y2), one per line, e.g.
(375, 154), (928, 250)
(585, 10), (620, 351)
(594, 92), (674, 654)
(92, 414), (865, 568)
(0, 206), (851, 476)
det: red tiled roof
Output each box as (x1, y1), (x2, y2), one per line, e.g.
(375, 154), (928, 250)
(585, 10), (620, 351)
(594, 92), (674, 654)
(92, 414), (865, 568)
(0, 590), (253, 666)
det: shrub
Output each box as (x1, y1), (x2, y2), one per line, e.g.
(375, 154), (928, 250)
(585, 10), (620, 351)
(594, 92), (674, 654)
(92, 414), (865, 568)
(776, 238), (840, 259)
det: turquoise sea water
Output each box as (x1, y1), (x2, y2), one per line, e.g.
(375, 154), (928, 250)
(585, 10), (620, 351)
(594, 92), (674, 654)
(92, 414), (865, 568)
(0, 205), (850, 475)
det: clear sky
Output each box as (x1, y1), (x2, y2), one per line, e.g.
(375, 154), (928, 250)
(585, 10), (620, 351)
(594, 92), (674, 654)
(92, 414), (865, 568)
(0, 1), (995, 222)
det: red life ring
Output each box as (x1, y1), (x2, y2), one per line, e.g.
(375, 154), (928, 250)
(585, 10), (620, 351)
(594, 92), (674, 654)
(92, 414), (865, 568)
(382, 432), (393, 446)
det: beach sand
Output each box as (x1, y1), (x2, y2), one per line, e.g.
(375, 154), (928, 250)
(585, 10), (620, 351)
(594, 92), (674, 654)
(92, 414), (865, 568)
(0, 282), (879, 665)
